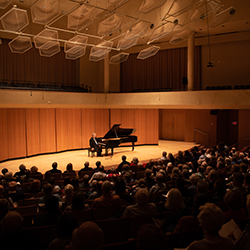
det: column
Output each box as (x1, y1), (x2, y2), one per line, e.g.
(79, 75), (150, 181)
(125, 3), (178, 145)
(188, 32), (195, 91)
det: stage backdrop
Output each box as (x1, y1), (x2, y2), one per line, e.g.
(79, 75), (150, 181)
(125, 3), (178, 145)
(0, 108), (159, 162)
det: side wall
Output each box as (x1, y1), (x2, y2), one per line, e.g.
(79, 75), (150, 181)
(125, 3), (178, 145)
(0, 108), (159, 162)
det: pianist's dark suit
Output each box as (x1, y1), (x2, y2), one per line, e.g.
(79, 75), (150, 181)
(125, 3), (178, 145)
(89, 137), (102, 156)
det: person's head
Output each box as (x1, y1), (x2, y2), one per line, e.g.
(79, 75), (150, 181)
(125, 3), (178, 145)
(64, 184), (74, 197)
(162, 151), (167, 157)
(208, 169), (218, 182)
(138, 178), (146, 188)
(233, 172), (244, 187)
(137, 224), (170, 250)
(66, 163), (73, 172)
(198, 203), (225, 236)
(224, 189), (244, 211)
(155, 173), (164, 183)
(52, 162), (58, 170)
(30, 179), (41, 192)
(43, 183), (53, 195)
(122, 155), (126, 161)
(71, 222), (103, 250)
(1, 211), (23, 233)
(56, 213), (78, 239)
(4, 172), (13, 180)
(84, 161), (89, 168)
(231, 164), (240, 173)
(45, 195), (59, 213)
(214, 178), (226, 194)
(8, 181), (17, 191)
(1, 168), (8, 176)
(114, 178), (126, 193)
(190, 173), (200, 185)
(132, 157), (139, 165)
(83, 174), (90, 184)
(19, 164), (26, 171)
(101, 180), (112, 194)
(95, 161), (101, 168)
(197, 180), (209, 193)
(135, 188), (149, 206)
(164, 188), (185, 212)
(30, 166), (38, 174)
(92, 133), (96, 139)
(145, 169), (152, 178)
(72, 191), (86, 210)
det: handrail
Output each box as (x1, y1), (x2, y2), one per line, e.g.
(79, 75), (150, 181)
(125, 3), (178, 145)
(193, 129), (209, 147)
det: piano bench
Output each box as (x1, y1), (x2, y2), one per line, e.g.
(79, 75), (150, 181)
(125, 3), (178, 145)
(87, 148), (97, 157)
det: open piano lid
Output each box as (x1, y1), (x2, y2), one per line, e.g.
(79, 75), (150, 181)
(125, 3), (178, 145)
(103, 124), (136, 138)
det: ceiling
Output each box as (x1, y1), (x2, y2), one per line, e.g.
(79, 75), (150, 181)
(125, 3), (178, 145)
(0, 0), (249, 60)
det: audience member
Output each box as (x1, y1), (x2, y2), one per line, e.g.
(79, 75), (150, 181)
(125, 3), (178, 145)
(122, 188), (158, 218)
(68, 221), (103, 250)
(117, 155), (130, 172)
(89, 166), (106, 183)
(91, 180), (121, 209)
(64, 163), (76, 174)
(78, 162), (93, 178)
(187, 203), (234, 250)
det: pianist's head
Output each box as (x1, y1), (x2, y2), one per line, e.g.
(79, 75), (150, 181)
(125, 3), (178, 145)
(92, 133), (96, 138)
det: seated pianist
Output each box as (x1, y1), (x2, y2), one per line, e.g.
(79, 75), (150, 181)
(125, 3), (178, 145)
(89, 133), (104, 157)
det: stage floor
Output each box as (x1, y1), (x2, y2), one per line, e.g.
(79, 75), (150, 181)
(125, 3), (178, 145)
(0, 140), (199, 175)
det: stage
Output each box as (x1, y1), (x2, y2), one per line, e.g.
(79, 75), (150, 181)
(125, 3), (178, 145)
(0, 140), (199, 175)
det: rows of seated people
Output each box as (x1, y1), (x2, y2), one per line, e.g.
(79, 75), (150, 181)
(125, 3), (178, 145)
(0, 144), (250, 250)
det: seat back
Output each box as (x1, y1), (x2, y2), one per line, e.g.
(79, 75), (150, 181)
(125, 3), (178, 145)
(15, 204), (38, 216)
(92, 207), (119, 220)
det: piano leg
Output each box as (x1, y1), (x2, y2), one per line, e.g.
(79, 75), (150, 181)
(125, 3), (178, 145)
(132, 142), (134, 151)
(111, 148), (114, 155)
(105, 147), (108, 156)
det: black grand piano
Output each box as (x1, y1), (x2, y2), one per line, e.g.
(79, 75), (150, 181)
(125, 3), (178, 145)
(97, 124), (137, 156)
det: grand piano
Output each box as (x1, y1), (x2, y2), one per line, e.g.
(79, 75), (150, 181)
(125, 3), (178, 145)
(97, 124), (137, 156)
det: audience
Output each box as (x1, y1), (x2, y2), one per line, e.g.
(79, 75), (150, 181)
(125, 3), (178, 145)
(0, 143), (250, 249)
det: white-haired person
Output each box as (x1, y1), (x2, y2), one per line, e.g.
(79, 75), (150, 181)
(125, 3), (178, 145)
(187, 203), (233, 250)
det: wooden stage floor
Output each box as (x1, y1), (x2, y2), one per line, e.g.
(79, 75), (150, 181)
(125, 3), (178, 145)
(0, 140), (199, 175)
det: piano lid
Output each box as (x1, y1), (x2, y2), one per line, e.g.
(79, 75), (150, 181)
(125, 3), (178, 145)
(103, 124), (136, 138)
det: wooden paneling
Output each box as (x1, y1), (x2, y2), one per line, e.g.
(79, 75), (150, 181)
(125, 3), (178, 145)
(185, 110), (217, 147)
(160, 110), (185, 141)
(110, 109), (122, 125)
(67, 109), (82, 150)
(238, 110), (250, 149)
(7, 108), (26, 159)
(40, 109), (56, 153)
(81, 109), (95, 148)
(95, 109), (110, 137)
(56, 109), (68, 152)
(26, 109), (40, 156)
(121, 109), (135, 128)
(135, 109), (146, 144)
(0, 109), (8, 161)
(146, 110), (159, 144)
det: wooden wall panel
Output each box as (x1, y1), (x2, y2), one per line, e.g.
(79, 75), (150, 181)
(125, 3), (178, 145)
(56, 109), (68, 152)
(7, 108), (26, 159)
(135, 109), (146, 144)
(238, 110), (250, 149)
(185, 110), (217, 147)
(121, 109), (135, 128)
(145, 110), (159, 144)
(67, 109), (82, 150)
(160, 110), (185, 141)
(40, 109), (56, 153)
(0, 109), (8, 161)
(110, 109), (122, 126)
(26, 109), (40, 156)
(95, 109), (110, 137)
(81, 109), (95, 148)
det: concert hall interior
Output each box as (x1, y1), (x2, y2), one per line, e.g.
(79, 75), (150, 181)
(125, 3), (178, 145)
(1, 1), (250, 250)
